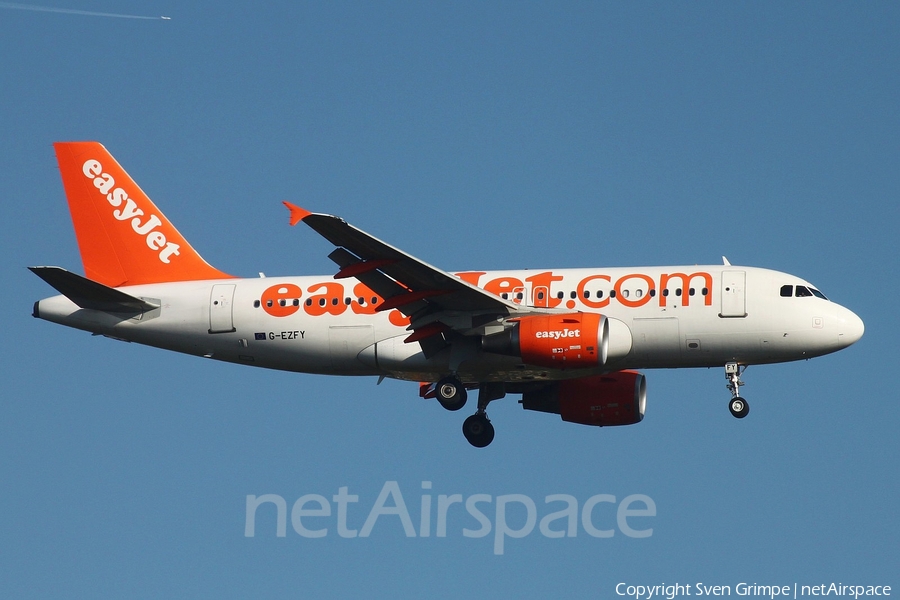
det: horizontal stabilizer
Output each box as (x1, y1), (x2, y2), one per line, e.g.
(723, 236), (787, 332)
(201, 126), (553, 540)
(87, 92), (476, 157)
(29, 266), (159, 313)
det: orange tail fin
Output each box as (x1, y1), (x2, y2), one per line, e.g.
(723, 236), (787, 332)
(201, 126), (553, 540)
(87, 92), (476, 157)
(54, 142), (233, 287)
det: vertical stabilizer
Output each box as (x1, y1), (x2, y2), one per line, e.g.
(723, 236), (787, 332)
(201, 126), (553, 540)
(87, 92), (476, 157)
(54, 141), (233, 287)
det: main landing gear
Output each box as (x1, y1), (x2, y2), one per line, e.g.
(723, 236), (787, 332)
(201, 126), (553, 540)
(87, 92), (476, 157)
(463, 382), (504, 447)
(436, 375), (468, 411)
(725, 362), (749, 418)
(462, 413), (494, 448)
(434, 376), (502, 447)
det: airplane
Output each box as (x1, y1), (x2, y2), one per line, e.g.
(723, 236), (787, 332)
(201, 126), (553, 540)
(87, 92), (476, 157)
(31, 142), (865, 447)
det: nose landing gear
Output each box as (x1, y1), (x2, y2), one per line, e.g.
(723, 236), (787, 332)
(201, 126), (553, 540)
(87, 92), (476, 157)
(725, 362), (749, 418)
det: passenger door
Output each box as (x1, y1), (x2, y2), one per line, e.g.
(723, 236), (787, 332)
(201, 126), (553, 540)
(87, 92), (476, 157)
(719, 271), (747, 318)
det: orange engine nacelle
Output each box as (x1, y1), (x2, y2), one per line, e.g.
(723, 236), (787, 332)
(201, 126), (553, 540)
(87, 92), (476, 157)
(481, 313), (608, 369)
(521, 370), (646, 427)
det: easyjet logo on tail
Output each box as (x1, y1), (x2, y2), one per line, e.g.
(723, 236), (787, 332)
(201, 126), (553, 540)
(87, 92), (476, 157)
(82, 159), (181, 264)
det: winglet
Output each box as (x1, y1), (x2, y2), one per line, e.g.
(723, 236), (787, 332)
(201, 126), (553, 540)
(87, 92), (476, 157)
(283, 201), (311, 226)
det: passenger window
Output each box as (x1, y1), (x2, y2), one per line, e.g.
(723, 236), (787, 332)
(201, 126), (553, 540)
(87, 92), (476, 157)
(583, 290), (590, 299)
(689, 288), (695, 296)
(319, 298), (326, 307)
(609, 290), (616, 298)
(622, 289), (630, 298)
(557, 292), (564, 299)
(780, 285), (793, 297)
(596, 290), (604, 299)
(293, 299), (300, 306)
(570, 291), (577, 299)
(254, 300), (260, 308)
(635, 289), (643, 298)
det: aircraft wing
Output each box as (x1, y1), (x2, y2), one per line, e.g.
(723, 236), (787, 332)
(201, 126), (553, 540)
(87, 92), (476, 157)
(285, 203), (544, 352)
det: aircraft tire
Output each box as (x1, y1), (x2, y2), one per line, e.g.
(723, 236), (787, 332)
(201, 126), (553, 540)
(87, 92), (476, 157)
(463, 413), (495, 448)
(729, 397), (749, 419)
(437, 376), (467, 411)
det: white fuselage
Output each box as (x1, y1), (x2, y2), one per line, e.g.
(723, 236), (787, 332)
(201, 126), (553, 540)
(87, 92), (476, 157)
(34, 265), (864, 384)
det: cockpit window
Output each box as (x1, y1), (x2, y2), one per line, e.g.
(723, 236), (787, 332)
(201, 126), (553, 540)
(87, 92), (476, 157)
(781, 283), (829, 300)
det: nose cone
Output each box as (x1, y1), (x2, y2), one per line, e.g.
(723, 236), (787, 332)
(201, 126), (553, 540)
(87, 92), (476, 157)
(837, 307), (865, 348)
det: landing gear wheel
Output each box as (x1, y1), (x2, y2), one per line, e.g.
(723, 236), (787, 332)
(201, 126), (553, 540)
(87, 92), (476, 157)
(462, 413), (495, 448)
(436, 376), (467, 411)
(729, 397), (749, 419)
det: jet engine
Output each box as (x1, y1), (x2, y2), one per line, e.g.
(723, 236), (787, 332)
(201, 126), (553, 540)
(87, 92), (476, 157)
(481, 313), (608, 369)
(520, 370), (646, 427)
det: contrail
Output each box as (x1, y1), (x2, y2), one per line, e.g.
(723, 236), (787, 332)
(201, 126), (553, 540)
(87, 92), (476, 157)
(0, 2), (169, 19)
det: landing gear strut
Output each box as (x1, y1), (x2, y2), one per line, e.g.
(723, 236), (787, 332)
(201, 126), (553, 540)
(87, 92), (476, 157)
(462, 382), (505, 448)
(725, 362), (749, 418)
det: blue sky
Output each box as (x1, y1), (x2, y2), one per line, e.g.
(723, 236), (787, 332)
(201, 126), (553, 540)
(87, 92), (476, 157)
(2, 2), (897, 598)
